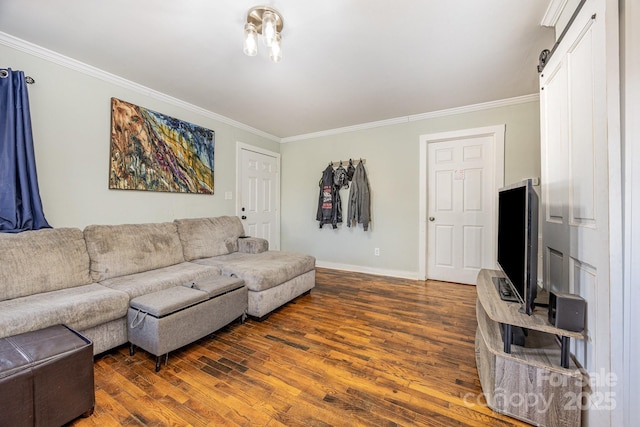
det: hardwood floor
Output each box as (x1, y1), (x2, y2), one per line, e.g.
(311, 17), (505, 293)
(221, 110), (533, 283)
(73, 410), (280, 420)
(70, 268), (528, 427)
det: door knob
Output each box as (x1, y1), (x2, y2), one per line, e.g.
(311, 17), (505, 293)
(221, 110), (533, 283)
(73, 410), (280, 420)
(429, 217), (435, 221)
(241, 215), (247, 220)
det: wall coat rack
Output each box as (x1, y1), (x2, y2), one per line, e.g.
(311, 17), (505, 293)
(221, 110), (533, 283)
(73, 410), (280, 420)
(329, 159), (366, 167)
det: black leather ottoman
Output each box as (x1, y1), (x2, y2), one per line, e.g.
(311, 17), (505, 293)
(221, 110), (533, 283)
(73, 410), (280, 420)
(0, 325), (95, 427)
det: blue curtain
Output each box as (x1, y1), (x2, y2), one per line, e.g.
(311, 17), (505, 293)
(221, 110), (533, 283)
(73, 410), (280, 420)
(0, 68), (51, 232)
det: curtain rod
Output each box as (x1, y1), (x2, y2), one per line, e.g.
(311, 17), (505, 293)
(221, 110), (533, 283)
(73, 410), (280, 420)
(0, 69), (35, 84)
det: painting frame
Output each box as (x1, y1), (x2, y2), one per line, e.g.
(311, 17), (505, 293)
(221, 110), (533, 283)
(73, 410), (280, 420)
(109, 97), (215, 194)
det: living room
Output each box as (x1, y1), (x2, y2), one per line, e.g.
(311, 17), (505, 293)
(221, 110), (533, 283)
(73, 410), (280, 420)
(0, 0), (638, 426)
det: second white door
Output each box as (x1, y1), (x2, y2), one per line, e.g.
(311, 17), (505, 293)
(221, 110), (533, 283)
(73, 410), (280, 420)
(427, 133), (499, 284)
(237, 144), (280, 250)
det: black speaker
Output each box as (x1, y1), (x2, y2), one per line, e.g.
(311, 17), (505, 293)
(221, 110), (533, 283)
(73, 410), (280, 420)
(548, 291), (586, 332)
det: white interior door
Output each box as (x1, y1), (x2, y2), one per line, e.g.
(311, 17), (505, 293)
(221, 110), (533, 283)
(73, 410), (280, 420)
(237, 143), (280, 250)
(539, 2), (621, 424)
(425, 131), (501, 284)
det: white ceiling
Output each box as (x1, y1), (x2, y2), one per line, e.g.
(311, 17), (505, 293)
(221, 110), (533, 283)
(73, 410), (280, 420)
(0, 0), (555, 139)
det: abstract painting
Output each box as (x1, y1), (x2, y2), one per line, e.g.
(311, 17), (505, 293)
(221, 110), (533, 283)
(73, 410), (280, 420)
(109, 98), (215, 194)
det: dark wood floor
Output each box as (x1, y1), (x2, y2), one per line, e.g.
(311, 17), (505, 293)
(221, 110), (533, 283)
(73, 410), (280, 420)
(70, 268), (528, 427)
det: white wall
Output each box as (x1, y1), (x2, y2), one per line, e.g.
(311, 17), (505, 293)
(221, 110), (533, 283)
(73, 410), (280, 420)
(280, 100), (542, 278)
(0, 43), (279, 229)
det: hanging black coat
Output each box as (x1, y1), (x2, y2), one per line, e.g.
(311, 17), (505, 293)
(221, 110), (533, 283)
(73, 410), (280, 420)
(316, 165), (342, 229)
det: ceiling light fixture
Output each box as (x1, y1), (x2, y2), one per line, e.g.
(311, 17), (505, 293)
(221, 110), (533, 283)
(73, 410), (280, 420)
(243, 6), (284, 63)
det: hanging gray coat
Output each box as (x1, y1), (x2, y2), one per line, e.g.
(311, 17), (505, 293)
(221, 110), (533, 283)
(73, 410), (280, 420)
(347, 162), (370, 231)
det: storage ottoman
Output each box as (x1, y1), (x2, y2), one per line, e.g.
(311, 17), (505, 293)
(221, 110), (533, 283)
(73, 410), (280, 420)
(0, 325), (94, 427)
(128, 276), (247, 371)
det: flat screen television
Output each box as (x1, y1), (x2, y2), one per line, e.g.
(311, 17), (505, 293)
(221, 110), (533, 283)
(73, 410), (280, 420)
(496, 179), (539, 315)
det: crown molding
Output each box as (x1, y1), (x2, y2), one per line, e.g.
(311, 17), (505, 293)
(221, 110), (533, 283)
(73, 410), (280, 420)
(541, 0), (569, 27)
(280, 116), (409, 143)
(281, 93), (539, 143)
(408, 93), (539, 121)
(0, 31), (281, 143)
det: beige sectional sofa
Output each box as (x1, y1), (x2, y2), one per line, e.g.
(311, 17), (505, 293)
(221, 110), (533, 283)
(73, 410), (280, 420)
(0, 216), (315, 355)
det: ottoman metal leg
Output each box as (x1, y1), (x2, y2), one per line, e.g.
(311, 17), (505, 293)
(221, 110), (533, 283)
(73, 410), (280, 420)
(155, 353), (169, 372)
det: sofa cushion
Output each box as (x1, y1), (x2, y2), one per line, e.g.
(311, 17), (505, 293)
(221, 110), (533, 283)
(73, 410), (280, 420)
(0, 228), (91, 301)
(192, 251), (315, 292)
(84, 222), (185, 282)
(99, 262), (221, 299)
(0, 284), (129, 339)
(175, 216), (245, 261)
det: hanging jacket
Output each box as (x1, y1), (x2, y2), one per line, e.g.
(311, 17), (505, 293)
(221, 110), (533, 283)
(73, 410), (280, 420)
(316, 164), (342, 229)
(334, 165), (349, 189)
(346, 159), (356, 182)
(347, 162), (370, 231)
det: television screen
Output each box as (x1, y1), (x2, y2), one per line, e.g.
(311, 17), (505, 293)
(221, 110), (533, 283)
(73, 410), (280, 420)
(496, 179), (538, 315)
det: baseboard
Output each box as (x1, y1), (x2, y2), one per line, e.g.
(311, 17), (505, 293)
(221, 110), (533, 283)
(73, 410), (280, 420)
(315, 261), (419, 280)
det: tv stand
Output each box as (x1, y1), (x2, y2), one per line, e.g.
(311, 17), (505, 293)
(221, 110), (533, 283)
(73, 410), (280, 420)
(499, 322), (526, 347)
(475, 269), (584, 427)
(492, 276), (519, 303)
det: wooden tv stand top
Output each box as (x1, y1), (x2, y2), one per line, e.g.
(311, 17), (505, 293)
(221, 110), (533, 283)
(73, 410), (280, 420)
(476, 269), (584, 340)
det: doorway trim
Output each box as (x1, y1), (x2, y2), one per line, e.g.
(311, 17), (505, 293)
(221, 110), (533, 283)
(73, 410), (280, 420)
(235, 142), (281, 249)
(418, 125), (505, 280)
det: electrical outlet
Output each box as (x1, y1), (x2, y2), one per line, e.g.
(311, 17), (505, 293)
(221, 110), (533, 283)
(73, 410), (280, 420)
(374, 248), (380, 256)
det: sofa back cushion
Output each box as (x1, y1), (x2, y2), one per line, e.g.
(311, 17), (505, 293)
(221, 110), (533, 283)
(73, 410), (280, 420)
(84, 222), (185, 282)
(0, 228), (92, 301)
(175, 216), (245, 261)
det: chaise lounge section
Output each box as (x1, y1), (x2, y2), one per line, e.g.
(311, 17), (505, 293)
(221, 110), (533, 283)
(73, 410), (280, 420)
(175, 216), (316, 319)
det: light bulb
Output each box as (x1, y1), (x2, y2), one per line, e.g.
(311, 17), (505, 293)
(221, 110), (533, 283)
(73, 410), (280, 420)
(262, 10), (277, 47)
(243, 22), (258, 56)
(269, 33), (282, 63)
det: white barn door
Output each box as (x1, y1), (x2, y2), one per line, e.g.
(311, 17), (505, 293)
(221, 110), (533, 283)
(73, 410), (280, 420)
(539, 1), (621, 425)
